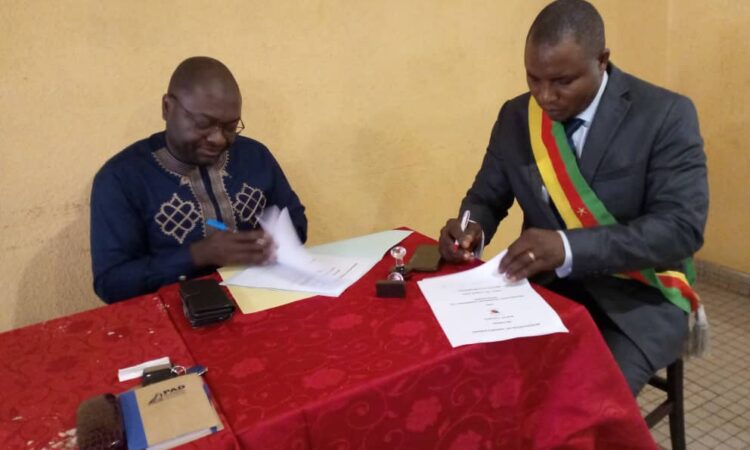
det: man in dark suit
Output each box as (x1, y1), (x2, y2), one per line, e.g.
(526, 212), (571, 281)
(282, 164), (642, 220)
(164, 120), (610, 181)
(438, 0), (708, 394)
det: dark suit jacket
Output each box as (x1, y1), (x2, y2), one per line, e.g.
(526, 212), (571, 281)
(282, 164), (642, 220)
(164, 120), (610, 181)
(460, 64), (708, 370)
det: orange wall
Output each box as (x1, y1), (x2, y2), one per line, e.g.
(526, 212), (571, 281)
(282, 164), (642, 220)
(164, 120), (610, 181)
(667, 0), (750, 273)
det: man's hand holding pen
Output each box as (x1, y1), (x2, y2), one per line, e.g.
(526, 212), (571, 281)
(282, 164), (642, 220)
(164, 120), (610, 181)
(439, 213), (565, 282)
(439, 211), (483, 263)
(190, 221), (277, 268)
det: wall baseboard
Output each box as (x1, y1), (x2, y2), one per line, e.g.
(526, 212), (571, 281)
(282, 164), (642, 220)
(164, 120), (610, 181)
(695, 259), (750, 297)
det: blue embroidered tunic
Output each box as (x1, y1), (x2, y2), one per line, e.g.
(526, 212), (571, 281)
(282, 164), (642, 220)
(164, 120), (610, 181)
(91, 132), (307, 303)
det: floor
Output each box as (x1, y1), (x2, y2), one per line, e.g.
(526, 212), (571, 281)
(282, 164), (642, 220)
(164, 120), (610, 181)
(637, 281), (750, 449)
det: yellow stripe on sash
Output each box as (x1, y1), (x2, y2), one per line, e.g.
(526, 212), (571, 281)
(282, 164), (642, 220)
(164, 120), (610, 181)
(528, 99), (583, 228)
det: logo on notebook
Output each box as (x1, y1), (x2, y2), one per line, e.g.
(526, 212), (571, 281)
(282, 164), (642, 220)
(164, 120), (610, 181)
(148, 384), (186, 405)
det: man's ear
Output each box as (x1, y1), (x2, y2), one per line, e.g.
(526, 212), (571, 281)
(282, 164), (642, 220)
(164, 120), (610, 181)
(598, 48), (611, 73)
(161, 94), (170, 121)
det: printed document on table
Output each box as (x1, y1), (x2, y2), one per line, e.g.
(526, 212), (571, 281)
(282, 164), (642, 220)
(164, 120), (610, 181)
(417, 251), (568, 347)
(221, 206), (382, 297)
(219, 229), (412, 313)
(223, 251), (379, 297)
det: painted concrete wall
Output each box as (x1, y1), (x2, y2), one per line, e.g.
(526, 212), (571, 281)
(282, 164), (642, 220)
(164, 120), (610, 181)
(666, 0), (750, 273)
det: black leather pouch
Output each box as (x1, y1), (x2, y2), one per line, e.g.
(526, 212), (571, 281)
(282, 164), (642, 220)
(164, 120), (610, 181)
(141, 364), (177, 386)
(180, 279), (235, 327)
(76, 393), (126, 450)
(407, 244), (442, 272)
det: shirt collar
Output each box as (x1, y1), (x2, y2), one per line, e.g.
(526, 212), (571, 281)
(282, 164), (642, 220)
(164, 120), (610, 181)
(152, 145), (228, 178)
(576, 70), (608, 126)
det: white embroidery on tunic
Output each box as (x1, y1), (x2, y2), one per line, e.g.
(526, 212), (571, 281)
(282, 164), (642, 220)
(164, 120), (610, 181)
(155, 193), (201, 244)
(233, 183), (266, 226)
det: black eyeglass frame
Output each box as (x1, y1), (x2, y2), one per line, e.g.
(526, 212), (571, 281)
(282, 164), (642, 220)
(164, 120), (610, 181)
(167, 93), (245, 136)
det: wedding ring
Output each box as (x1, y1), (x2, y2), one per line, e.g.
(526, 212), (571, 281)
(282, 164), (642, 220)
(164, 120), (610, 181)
(528, 251), (536, 262)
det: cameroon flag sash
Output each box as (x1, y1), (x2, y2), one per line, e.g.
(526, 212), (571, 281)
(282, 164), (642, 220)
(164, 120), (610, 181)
(528, 96), (698, 314)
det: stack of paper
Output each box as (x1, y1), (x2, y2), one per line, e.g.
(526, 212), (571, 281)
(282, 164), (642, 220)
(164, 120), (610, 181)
(220, 207), (411, 312)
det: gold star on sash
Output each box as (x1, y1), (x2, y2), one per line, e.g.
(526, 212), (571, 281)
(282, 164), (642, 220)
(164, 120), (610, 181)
(576, 207), (587, 217)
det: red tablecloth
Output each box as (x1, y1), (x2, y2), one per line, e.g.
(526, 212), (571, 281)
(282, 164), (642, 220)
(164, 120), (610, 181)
(0, 295), (240, 450)
(158, 232), (657, 450)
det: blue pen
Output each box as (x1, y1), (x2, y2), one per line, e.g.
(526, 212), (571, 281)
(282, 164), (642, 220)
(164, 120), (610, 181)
(206, 219), (228, 231)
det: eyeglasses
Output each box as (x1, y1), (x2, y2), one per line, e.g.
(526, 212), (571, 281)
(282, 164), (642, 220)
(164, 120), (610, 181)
(167, 93), (245, 136)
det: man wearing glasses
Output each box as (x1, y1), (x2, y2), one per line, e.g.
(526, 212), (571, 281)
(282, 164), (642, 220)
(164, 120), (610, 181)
(90, 56), (307, 303)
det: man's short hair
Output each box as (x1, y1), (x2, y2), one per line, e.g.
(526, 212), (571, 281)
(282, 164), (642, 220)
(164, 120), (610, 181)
(167, 56), (239, 96)
(527, 0), (605, 57)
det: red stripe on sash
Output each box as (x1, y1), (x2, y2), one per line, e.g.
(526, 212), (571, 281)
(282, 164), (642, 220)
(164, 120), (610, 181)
(540, 114), (598, 227)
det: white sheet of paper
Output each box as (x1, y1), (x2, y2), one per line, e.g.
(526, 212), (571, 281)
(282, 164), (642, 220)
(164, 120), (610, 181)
(222, 206), (384, 297)
(417, 251), (568, 347)
(257, 205), (311, 273)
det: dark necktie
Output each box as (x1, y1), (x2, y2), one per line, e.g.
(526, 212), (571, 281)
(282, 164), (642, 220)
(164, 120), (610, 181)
(563, 118), (585, 157)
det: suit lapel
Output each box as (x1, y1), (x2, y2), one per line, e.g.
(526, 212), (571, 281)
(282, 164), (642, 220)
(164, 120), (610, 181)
(579, 65), (631, 182)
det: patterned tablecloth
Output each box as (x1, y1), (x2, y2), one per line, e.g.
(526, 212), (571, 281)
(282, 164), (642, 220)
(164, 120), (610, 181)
(0, 295), (240, 450)
(158, 231), (657, 450)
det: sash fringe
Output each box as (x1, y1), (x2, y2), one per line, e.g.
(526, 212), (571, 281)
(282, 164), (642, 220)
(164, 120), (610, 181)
(685, 304), (710, 358)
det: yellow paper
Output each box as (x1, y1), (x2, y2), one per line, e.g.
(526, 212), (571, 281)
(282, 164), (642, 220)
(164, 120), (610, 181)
(218, 266), (314, 314)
